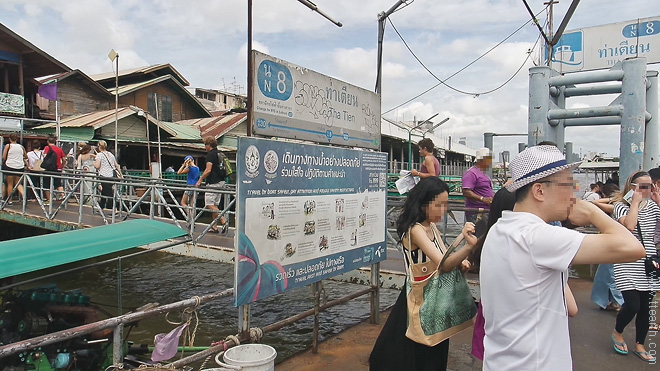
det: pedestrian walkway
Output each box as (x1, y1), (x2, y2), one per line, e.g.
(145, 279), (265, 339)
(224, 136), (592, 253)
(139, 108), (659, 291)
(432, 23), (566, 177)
(279, 277), (658, 370)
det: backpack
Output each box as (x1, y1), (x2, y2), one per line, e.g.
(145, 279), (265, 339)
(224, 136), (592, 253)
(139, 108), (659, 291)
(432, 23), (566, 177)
(41, 145), (59, 171)
(216, 151), (233, 179)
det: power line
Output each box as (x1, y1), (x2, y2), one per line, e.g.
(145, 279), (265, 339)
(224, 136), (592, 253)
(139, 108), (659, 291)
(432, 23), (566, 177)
(383, 4), (550, 115)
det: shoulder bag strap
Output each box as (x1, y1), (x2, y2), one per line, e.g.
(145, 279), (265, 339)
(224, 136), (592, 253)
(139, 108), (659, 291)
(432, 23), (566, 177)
(430, 223), (465, 269)
(403, 227), (414, 277)
(636, 222), (649, 257)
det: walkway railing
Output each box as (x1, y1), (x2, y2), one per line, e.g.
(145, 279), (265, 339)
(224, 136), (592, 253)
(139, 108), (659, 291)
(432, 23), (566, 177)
(0, 169), (235, 241)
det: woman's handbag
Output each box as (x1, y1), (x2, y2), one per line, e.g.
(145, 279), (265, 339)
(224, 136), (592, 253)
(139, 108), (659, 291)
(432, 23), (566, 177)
(636, 223), (660, 278)
(403, 225), (477, 346)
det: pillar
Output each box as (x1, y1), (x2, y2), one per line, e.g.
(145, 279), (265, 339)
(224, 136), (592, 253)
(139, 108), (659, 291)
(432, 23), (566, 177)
(619, 58), (647, 182)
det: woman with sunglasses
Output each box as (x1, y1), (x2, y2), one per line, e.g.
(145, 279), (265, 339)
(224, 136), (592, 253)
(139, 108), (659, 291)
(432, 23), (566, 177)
(610, 171), (660, 362)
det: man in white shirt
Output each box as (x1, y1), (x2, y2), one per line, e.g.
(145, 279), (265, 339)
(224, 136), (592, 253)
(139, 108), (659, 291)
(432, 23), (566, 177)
(480, 145), (645, 371)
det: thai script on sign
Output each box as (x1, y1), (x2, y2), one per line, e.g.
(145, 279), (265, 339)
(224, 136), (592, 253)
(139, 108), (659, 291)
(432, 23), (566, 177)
(282, 151), (361, 168)
(598, 41), (652, 59)
(326, 84), (359, 108)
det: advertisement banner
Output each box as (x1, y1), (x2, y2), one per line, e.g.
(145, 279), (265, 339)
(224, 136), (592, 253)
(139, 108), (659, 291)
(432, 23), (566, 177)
(550, 16), (660, 73)
(251, 50), (381, 149)
(234, 137), (388, 306)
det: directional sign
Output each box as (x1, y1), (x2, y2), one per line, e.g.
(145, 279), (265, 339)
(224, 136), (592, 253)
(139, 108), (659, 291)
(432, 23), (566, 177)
(550, 16), (660, 73)
(251, 51), (381, 149)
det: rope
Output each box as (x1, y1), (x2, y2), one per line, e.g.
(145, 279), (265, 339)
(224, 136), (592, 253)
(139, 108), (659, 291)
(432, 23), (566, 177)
(164, 296), (201, 359)
(248, 327), (263, 343)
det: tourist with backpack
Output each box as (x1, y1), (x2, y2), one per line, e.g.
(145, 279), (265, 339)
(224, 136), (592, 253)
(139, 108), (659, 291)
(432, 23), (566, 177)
(41, 135), (66, 204)
(195, 136), (229, 234)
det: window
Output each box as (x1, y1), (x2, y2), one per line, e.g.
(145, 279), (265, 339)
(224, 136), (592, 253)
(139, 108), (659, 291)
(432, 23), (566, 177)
(147, 92), (157, 117)
(161, 95), (172, 121)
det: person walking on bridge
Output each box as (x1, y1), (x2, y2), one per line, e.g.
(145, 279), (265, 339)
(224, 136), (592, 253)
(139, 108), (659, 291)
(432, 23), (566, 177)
(410, 138), (440, 178)
(462, 148), (494, 224)
(2, 133), (27, 204)
(481, 145), (645, 371)
(196, 137), (228, 234)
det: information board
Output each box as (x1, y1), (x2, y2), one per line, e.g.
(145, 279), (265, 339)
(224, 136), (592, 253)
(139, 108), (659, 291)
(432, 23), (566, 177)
(551, 16), (660, 73)
(234, 137), (388, 306)
(251, 51), (381, 149)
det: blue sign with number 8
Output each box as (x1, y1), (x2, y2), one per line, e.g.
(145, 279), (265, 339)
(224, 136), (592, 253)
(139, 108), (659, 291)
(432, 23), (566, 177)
(257, 60), (293, 101)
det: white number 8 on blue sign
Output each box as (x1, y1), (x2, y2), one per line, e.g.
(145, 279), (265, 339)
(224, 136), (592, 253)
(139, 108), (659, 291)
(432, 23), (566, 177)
(258, 60), (293, 100)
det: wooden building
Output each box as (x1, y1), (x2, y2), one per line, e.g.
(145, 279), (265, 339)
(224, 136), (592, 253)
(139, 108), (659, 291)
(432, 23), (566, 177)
(0, 22), (70, 119)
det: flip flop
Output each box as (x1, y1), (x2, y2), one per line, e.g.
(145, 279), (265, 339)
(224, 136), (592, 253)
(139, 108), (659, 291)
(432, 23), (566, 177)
(208, 228), (219, 234)
(611, 334), (628, 355)
(632, 350), (656, 362)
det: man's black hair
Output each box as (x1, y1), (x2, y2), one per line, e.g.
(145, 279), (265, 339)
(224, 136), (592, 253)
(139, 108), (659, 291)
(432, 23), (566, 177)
(649, 167), (660, 183)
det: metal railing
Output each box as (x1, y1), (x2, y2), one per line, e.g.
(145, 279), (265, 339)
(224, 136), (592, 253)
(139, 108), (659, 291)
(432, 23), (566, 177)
(0, 168), (235, 242)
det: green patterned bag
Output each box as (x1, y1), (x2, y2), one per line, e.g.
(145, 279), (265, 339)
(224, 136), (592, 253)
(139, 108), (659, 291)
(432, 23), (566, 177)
(404, 225), (477, 346)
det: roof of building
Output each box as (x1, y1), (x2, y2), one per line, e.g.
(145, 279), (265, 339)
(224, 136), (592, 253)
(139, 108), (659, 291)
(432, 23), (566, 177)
(177, 112), (247, 139)
(38, 69), (111, 96)
(0, 23), (71, 79)
(89, 63), (189, 86)
(109, 75), (211, 118)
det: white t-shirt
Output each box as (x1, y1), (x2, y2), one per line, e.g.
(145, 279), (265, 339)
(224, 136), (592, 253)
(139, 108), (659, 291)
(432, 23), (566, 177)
(582, 191), (600, 201)
(480, 211), (584, 371)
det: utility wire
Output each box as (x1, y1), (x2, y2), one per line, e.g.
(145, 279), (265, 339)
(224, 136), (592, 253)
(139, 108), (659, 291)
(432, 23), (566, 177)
(383, 4), (550, 115)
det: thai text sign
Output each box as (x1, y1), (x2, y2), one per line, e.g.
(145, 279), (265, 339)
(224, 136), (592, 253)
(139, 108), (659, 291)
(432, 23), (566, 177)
(0, 92), (25, 115)
(551, 16), (660, 73)
(234, 137), (388, 306)
(251, 50), (381, 149)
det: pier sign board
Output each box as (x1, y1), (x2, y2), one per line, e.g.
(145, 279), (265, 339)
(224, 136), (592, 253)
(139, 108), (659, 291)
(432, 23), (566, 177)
(250, 50), (381, 149)
(550, 16), (660, 73)
(234, 137), (388, 306)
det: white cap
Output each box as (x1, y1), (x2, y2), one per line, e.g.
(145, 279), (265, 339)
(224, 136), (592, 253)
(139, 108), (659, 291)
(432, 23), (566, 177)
(476, 148), (492, 161)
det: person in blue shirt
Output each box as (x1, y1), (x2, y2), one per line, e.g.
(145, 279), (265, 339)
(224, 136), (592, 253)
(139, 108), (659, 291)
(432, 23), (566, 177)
(178, 155), (200, 224)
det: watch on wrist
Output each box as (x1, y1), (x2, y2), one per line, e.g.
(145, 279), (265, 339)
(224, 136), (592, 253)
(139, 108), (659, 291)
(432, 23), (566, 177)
(480, 196), (484, 202)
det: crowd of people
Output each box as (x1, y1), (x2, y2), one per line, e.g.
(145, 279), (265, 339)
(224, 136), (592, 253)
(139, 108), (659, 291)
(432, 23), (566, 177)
(1, 135), (230, 227)
(370, 138), (658, 370)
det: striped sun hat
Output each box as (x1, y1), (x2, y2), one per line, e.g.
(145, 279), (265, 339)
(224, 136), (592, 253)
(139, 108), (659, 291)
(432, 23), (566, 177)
(505, 145), (581, 192)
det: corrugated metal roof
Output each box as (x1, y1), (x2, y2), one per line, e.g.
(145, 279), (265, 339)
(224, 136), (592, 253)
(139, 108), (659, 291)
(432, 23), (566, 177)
(156, 121), (201, 141)
(89, 63), (189, 86)
(177, 112), (247, 139)
(33, 107), (138, 129)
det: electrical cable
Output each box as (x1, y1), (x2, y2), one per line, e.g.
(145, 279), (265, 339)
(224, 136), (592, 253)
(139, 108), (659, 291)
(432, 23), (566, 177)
(382, 4), (550, 115)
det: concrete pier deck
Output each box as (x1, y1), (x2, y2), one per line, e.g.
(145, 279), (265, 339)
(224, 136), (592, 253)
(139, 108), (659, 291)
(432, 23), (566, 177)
(279, 277), (658, 370)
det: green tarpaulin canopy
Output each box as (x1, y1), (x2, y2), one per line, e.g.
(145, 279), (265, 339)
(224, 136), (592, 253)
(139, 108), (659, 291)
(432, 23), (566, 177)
(0, 219), (187, 279)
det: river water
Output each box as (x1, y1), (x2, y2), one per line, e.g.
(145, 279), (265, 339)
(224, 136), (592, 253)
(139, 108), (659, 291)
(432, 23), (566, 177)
(1, 171), (599, 365)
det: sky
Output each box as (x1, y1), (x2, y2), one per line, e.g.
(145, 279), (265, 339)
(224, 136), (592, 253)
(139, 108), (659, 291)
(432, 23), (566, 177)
(0, 0), (655, 158)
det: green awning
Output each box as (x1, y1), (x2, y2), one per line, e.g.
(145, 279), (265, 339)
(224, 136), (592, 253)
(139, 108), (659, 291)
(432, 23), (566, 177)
(32, 127), (95, 142)
(0, 219), (187, 279)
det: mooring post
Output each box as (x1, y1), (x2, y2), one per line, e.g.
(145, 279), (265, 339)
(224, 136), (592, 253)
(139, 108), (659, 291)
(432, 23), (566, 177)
(644, 70), (659, 169)
(113, 323), (124, 365)
(620, 57), (647, 182)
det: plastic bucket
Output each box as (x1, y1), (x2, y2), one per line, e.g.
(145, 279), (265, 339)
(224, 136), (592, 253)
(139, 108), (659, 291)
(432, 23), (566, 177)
(215, 344), (277, 371)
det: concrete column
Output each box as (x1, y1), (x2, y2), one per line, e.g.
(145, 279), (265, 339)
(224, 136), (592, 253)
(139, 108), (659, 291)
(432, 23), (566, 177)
(564, 142), (573, 162)
(644, 71), (659, 169)
(619, 58), (647, 182)
(528, 66), (554, 146)
(484, 132), (494, 151)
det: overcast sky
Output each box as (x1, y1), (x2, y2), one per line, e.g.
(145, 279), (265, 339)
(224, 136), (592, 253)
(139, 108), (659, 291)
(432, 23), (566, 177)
(1, 0), (655, 158)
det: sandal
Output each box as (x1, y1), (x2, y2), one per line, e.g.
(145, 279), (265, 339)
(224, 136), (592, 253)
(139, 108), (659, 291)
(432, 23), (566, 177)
(611, 334), (628, 355)
(632, 349), (655, 362)
(208, 228), (219, 233)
